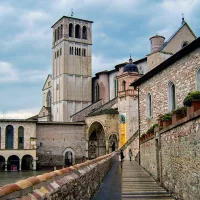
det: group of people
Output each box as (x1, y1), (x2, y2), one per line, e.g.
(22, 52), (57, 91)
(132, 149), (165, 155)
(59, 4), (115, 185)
(120, 149), (133, 161)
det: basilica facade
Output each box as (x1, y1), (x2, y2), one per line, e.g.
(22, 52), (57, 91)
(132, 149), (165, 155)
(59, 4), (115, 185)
(0, 15), (198, 170)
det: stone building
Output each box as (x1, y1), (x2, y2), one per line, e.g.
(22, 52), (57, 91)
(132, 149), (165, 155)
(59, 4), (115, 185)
(0, 15), (198, 169)
(0, 120), (37, 171)
(131, 37), (200, 200)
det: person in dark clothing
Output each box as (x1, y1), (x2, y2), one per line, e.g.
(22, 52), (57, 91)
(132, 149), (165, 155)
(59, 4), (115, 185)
(120, 150), (124, 162)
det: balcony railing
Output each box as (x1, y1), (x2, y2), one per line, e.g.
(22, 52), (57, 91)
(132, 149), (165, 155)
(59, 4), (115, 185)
(118, 89), (137, 98)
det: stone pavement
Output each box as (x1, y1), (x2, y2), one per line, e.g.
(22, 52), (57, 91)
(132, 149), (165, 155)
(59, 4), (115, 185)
(93, 160), (175, 200)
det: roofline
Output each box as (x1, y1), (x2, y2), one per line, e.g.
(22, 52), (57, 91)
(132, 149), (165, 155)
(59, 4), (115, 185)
(160, 21), (197, 51)
(131, 37), (200, 87)
(42, 74), (52, 91)
(51, 16), (93, 28)
(93, 57), (147, 79)
(0, 119), (37, 122)
(37, 121), (85, 125)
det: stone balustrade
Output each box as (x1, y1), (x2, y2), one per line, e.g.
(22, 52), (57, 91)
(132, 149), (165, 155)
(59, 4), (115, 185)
(0, 152), (116, 200)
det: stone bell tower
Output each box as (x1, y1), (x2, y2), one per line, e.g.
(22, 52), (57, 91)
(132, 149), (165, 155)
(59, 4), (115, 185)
(51, 16), (93, 121)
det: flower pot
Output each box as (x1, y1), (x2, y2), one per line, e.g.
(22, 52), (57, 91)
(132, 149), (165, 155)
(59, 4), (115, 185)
(172, 113), (185, 124)
(157, 118), (163, 127)
(163, 119), (172, 128)
(187, 100), (200, 116)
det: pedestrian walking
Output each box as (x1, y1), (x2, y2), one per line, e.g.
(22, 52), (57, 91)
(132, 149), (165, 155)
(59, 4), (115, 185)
(129, 149), (133, 161)
(120, 150), (124, 162)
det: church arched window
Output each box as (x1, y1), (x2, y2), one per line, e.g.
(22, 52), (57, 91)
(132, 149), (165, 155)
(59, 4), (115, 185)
(146, 93), (152, 118)
(5, 125), (14, 149)
(79, 48), (81, 56)
(46, 90), (51, 107)
(196, 68), (200, 90)
(122, 80), (126, 91)
(95, 83), (99, 102)
(114, 78), (118, 97)
(168, 82), (176, 111)
(69, 23), (73, 37)
(75, 24), (80, 38)
(82, 26), (87, 39)
(60, 24), (63, 38)
(57, 27), (60, 40)
(18, 126), (24, 149)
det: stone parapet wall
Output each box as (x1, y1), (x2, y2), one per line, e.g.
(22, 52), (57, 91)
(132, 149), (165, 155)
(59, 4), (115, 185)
(0, 153), (116, 200)
(140, 110), (200, 200)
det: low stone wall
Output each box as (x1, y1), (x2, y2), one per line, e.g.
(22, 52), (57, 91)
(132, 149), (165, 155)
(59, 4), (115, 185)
(0, 153), (116, 200)
(140, 110), (200, 200)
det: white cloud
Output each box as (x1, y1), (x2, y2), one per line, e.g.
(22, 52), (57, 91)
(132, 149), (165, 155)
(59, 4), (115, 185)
(0, 4), (13, 17)
(0, 61), (18, 82)
(0, 108), (39, 119)
(0, 61), (49, 83)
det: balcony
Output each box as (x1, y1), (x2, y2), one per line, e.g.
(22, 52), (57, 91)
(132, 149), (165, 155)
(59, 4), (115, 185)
(118, 89), (137, 98)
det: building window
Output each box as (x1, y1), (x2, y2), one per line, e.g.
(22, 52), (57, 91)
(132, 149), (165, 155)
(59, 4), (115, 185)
(114, 78), (118, 97)
(82, 26), (87, 39)
(18, 126), (24, 149)
(60, 48), (62, 56)
(57, 50), (59, 57)
(168, 82), (176, 111)
(55, 52), (56, 59)
(95, 83), (99, 102)
(57, 27), (60, 40)
(122, 80), (126, 91)
(181, 41), (189, 48)
(60, 24), (63, 38)
(56, 84), (59, 90)
(146, 93), (152, 118)
(72, 47), (73, 55)
(79, 48), (81, 56)
(196, 68), (200, 90)
(5, 125), (14, 149)
(54, 29), (57, 42)
(75, 24), (80, 38)
(69, 23), (73, 37)
(46, 90), (51, 107)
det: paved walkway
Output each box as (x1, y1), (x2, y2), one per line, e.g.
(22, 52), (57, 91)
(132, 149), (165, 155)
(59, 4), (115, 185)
(93, 160), (175, 200)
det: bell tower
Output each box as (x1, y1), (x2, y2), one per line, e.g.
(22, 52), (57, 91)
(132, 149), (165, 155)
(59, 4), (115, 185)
(51, 16), (93, 121)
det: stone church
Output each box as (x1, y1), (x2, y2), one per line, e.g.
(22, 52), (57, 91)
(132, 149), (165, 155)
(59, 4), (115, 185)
(0, 15), (197, 170)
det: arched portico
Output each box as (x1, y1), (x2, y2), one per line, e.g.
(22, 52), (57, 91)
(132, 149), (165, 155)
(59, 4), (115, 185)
(63, 147), (75, 166)
(21, 155), (33, 170)
(108, 133), (118, 153)
(88, 121), (106, 159)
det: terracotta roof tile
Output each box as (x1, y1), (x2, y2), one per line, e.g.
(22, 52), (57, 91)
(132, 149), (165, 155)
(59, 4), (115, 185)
(0, 184), (21, 197)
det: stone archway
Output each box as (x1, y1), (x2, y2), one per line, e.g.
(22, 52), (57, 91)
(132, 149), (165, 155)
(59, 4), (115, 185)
(88, 121), (106, 159)
(63, 148), (75, 166)
(21, 155), (33, 170)
(108, 134), (118, 153)
(7, 155), (20, 171)
(0, 156), (5, 171)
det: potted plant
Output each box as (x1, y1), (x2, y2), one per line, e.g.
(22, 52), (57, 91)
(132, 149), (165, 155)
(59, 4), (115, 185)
(140, 134), (146, 143)
(157, 115), (163, 127)
(183, 91), (200, 115)
(172, 107), (187, 124)
(146, 124), (158, 139)
(161, 113), (172, 128)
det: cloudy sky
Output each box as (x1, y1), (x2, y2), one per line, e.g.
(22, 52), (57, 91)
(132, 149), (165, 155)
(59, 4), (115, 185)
(0, 0), (200, 119)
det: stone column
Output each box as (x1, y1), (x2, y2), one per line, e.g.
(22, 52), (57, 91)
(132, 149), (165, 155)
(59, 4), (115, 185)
(33, 160), (36, 170)
(86, 140), (89, 158)
(106, 139), (109, 154)
(19, 159), (22, 171)
(5, 161), (7, 171)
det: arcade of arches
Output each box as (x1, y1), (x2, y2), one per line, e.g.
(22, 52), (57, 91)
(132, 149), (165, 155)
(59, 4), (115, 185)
(86, 114), (119, 159)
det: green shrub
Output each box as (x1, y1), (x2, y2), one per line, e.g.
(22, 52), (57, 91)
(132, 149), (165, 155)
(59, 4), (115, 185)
(140, 134), (146, 138)
(183, 91), (200, 107)
(146, 123), (158, 134)
(172, 107), (187, 116)
(160, 113), (172, 121)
